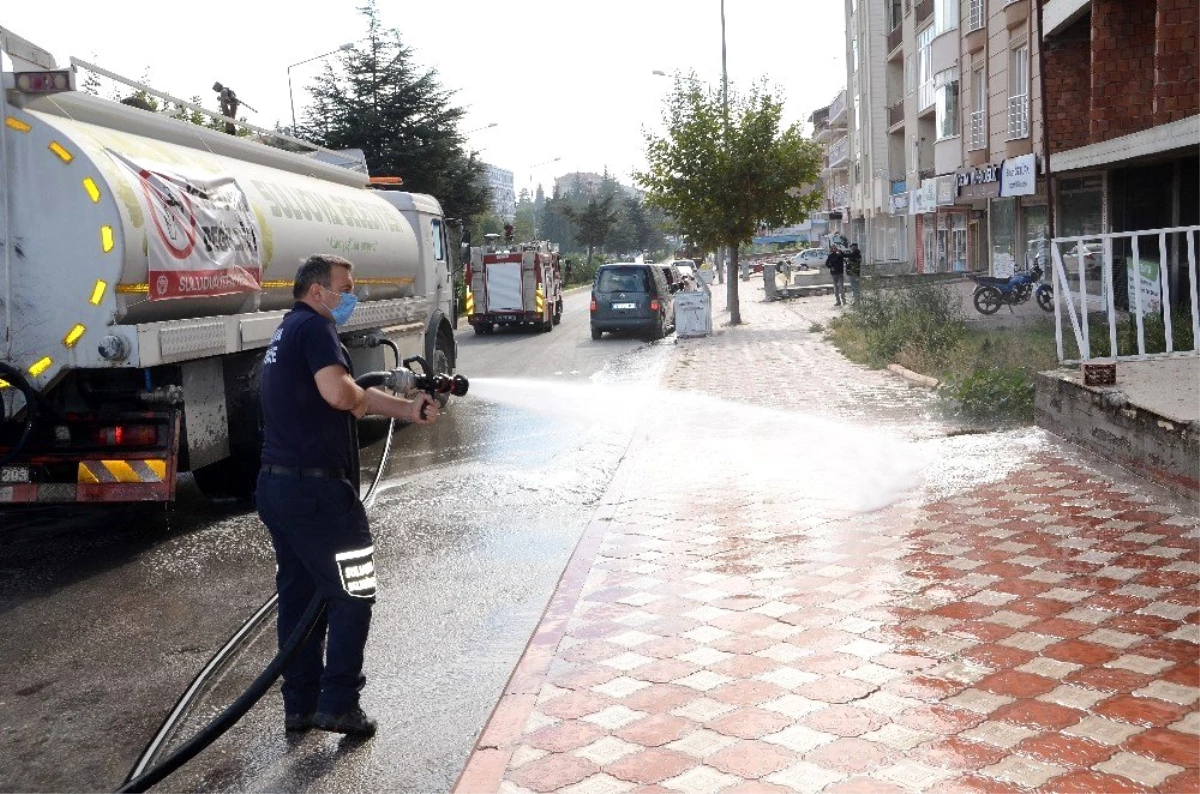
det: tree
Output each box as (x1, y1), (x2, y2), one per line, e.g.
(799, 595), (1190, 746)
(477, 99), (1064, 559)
(636, 74), (822, 324)
(302, 0), (489, 223)
(561, 193), (619, 267)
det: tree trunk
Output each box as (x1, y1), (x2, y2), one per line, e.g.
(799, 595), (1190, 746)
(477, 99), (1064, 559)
(586, 245), (594, 267)
(727, 244), (741, 325)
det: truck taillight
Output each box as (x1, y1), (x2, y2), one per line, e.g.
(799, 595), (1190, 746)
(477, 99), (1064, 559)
(650, 299), (661, 312)
(96, 425), (160, 446)
(590, 298), (597, 312)
(14, 70), (74, 94)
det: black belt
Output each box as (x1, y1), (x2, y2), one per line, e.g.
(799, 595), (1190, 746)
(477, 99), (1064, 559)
(261, 464), (346, 480)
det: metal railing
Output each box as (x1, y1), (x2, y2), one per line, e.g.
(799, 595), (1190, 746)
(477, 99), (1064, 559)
(968, 109), (986, 150)
(828, 137), (850, 167)
(888, 23), (903, 54)
(1007, 93), (1029, 139)
(918, 79), (936, 113)
(1051, 226), (1200, 363)
(829, 91), (848, 122)
(888, 100), (906, 127)
(968, 0), (985, 31)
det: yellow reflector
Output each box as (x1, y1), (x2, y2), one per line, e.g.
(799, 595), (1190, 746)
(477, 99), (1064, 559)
(0, 379), (10, 390)
(5, 117), (31, 133)
(29, 356), (53, 377)
(49, 141), (73, 163)
(101, 226), (114, 252)
(90, 280), (108, 305)
(83, 178), (101, 203)
(63, 324), (87, 348)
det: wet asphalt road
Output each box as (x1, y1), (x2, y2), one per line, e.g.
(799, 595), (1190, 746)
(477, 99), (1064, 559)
(0, 288), (676, 793)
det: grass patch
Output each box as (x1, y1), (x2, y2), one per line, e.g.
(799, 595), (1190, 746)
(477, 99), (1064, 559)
(826, 279), (1056, 424)
(809, 321), (824, 333)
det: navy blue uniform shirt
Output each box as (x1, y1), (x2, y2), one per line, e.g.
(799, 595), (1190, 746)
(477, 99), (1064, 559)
(260, 302), (355, 472)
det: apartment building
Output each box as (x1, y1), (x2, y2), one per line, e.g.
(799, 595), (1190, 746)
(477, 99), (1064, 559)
(1041, 0), (1198, 303)
(861, 0), (1044, 276)
(483, 164), (516, 221)
(808, 90), (850, 246)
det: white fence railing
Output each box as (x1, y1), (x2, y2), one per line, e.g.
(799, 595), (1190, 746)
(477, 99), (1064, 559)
(1051, 225), (1200, 363)
(1007, 93), (1029, 139)
(968, 109), (986, 150)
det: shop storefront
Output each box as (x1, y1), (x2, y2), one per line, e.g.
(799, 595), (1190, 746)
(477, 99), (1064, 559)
(955, 154), (1047, 278)
(912, 176), (970, 273)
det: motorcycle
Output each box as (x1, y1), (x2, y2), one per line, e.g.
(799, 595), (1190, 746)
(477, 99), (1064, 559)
(970, 263), (1054, 315)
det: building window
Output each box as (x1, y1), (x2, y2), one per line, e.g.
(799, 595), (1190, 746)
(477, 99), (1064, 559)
(917, 25), (936, 111)
(1007, 45), (1029, 139)
(968, 0), (985, 31)
(969, 67), (986, 150)
(934, 0), (960, 34)
(990, 197), (1017, 277)
(890, 0), (903, 29)
(935, 67), (960, 141)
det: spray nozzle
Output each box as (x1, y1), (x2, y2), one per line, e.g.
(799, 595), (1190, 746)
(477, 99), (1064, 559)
(354, 356), (469, 402)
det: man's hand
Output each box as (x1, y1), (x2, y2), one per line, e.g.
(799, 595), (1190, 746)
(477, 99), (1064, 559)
(409, 393), (438, 424)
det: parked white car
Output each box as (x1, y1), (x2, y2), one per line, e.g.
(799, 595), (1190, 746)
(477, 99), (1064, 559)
(791, 248), (829, 269)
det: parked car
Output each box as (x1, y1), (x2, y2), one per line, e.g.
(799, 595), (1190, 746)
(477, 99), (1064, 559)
(791, 248), (829, 270)
(591, 263), (675, 340)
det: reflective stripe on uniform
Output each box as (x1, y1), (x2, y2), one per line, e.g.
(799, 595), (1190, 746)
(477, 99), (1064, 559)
(335, 546), (377, 598)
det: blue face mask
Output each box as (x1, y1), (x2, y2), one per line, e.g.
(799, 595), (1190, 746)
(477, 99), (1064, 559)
(324, 287), (358, 326)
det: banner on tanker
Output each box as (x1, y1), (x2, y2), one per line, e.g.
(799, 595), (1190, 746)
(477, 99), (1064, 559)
(109, 151), (263, 300)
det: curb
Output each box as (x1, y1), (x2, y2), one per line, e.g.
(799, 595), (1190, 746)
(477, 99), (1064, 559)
(887, 363), (940, 389)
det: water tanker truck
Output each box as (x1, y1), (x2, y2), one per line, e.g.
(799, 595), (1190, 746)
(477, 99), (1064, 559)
(0, 26), (459, 503)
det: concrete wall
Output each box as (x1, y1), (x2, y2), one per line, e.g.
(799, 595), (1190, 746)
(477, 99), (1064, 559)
(1035, 372), (1200, 501)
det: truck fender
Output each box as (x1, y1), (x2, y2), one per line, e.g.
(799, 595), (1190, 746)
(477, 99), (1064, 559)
(424, 309), (457, 373)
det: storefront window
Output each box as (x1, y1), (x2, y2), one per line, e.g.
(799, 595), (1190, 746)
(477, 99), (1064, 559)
(952, 213), (968, 272)
(990, 197), (1017, 277)
(1058, 175), (1104, 238)
(1022, 204), (1048, 270)
(923, 215), (937, 273)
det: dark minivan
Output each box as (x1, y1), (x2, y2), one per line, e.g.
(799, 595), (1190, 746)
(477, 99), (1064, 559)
(590, 263), (674, 340)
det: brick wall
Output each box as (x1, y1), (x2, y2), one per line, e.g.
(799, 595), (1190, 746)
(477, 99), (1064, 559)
(1043, 16), (1092, 154)
(1155, 0), (1200, 124)
(1091, 0), (1158, 142)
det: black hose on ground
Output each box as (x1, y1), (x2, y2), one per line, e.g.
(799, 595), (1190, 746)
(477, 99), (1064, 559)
(118, 339), (408, 791)
(116, 594), (326, 793)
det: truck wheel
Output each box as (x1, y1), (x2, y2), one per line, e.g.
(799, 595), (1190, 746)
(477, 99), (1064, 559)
(473, 324), (484, 335)
(591, 326), (602, 340)
(553, 301), (563, 325)
(431, 331), (454, 408)
(192, 454), (258, 501)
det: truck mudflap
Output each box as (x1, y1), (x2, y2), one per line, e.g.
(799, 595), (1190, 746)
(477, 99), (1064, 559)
(0, 411), (180, 504)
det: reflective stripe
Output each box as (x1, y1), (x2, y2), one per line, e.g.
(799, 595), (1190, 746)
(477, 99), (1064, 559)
(335, 545), (374, 562)
(78, 459), (167, 484)
(335, 546), (377, 599)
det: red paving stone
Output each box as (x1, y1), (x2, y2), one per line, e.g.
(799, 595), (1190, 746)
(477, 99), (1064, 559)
(451, 289), (1200, 794)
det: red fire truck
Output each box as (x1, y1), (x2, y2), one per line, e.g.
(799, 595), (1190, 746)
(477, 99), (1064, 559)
(465, 237), (563, 334)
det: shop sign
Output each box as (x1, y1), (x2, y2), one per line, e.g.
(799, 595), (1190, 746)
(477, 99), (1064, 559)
(891, 191), (909, 215)
(920, 179), (938, 213)
(956, 163), (1002, 200)
(936, 175), (957, 206)
(1000, 153), (1036, 197)
(908, 188), (923, 215)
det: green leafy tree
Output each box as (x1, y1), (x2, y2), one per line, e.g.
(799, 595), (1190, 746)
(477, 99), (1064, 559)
(636, 74), (822, 324)
(562, 193), (619, 266)
(302, 0), (488, 222)
(513, 189), (536, 242)
(540, 189), (577, 253)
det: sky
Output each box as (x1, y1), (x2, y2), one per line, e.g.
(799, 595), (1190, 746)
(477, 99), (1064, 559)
(2, 1), (847, 192)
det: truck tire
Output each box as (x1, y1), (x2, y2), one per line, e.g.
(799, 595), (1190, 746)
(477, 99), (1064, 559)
(553, 301), (563, 325)
(591, 326), (603, 340)
(431, 330), (454, 408)
(192, 455), (258, 501)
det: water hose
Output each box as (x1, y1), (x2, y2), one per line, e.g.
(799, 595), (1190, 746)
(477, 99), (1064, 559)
(118, 341), (408, 791)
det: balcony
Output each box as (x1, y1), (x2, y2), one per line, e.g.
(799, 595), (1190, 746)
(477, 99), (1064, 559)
(1007, 93), (1029, 139)
(915, 0), (932, 26)
(828, 91), (848, 125)
(888, 100), (905, 128)
(887, 23), (903, 55)
(968, 109), (986, 150)
(828, 137), (850, 168)
(918, 80), (936, 115)
(831, 184), (850, 209)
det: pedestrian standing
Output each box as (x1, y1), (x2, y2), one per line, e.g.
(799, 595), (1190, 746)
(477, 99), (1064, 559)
(826, 246), (847, 306)
(845, 243), (863, 304)
(257, 254), (439, 738)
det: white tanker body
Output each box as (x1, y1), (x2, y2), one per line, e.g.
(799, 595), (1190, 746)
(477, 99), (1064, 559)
(0, 30), (459, 503)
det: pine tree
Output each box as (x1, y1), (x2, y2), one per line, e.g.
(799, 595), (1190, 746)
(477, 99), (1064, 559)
(302, 0), (488, 222)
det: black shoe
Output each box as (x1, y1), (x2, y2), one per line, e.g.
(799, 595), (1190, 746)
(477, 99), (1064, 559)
(314, 707), (377, 737)
(285, 711), (316, 732)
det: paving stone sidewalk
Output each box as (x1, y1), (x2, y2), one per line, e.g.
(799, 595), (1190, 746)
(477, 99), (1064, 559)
(456, 283), (1199, 794)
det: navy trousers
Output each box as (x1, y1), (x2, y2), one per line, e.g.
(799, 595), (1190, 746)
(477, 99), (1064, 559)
(257, 472), (375, 716)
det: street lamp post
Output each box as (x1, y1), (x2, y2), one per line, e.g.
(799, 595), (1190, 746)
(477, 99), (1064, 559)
(288, 43), (354, 132)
